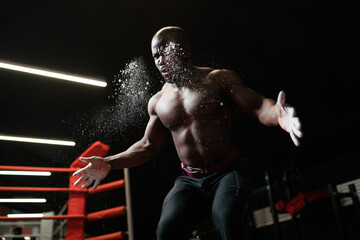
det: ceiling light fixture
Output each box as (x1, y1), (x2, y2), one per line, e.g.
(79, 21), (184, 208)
(0, 198), (47, 203)
(0, 170), (51, 176)
(0, 135), (75, 146)
(0, 60), (107, 87)
(7, 213), (45, 218)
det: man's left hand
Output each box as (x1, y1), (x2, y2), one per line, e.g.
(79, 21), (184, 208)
(275, 91), (303, 146)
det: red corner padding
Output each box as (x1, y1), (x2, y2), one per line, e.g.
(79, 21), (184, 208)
(66, 141), (110, 240)
(70, 141), (110, 171)
(276, 189), (329, 215)
(84, 231), (124, 240)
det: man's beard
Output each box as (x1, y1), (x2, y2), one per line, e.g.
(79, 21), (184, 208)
(163, 71), (183, 84)
(164, 77), (175, 83)
(162, 64), (190, 84)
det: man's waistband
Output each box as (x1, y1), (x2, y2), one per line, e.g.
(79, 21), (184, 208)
(181, 149), (240, 178)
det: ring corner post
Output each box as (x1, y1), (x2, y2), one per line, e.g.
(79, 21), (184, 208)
(124, 168), (135, 240)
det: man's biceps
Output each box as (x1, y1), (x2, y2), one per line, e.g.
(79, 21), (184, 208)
(146, 115), (163, 131)
(145, 117), (168, 138)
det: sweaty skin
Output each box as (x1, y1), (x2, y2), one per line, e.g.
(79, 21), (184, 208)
(151, 67), (260, 168)
(73, 26), (302, 190)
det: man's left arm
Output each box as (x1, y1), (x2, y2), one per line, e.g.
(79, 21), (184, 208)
(211, 69), (303, 146)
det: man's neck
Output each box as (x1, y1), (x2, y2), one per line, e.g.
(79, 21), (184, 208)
(172, 64), (198, 88)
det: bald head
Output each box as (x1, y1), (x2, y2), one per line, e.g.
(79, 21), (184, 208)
(152, 26), (189, 47)
(151, 26), (191, 60)
(151, 26), (192, 83)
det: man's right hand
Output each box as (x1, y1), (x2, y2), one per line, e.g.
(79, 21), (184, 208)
(73, 156), (111, 190)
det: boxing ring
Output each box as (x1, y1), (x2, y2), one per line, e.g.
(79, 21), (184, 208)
(0, 141), (134, 240)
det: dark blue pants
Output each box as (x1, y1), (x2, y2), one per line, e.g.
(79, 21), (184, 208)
(156, 161), (252, 240)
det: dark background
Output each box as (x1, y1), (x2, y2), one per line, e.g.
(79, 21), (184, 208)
(0, 0), (359, 239)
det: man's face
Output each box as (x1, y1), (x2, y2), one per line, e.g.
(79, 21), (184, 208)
(151, 38), (187, 83)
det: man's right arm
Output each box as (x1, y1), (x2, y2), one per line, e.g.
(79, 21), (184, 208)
(105, 93), (170, 168)
(73, 92), (169, 189)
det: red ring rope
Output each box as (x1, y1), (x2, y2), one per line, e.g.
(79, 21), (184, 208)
(0, 165), (79, 172)
(84, 231), (124, 240)
(0, 186), (88, 193)
(87, 206), (126, 222)
(0, 205), (126, 221)
(0, 141), (128, 240)
(0, 179), (125, 193)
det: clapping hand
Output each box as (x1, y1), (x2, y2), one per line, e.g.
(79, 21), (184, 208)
(73, 156), (111, 190)
(275, 91), (303, 146)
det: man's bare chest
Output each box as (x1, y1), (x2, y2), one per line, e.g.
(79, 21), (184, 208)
(155, 88), (224, 129)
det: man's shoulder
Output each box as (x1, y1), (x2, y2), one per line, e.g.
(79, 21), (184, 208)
(149, 90), (163, 103)
(201, 68), (241, 88)
(148, 85), (173, 112)
(206, 68), (238, 80)
(148, 90), (164, 114)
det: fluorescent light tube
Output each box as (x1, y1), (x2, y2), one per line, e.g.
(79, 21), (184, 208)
(0, 61), (107, 87)
(7, 213), (44, 218)
(0, 198), (47, 203)
(0, 171), (51, 176)
(0, 135), (75, 146)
